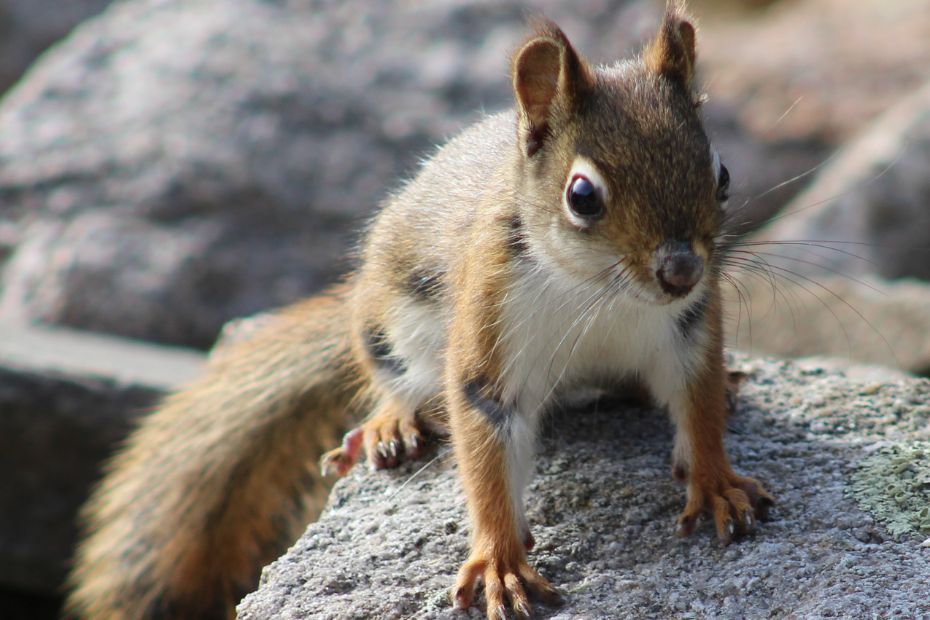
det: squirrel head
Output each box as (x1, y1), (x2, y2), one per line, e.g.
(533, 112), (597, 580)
(511, 2), (729, 305)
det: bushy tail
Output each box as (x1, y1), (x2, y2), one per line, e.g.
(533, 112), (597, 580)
(66, 286), (364, 620)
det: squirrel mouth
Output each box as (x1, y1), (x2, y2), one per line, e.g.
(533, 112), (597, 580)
(658, 280), (699, 299)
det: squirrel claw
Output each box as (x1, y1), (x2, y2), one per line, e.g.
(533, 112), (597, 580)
(675, 512), (698, 537)
(677, 472), (774, 545)
(358, 405), (430, 470)
(453, 552), (561, 618)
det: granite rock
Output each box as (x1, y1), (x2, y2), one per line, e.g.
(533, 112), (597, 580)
(0, 0), (648, 348)
(0, 0), (112, 94)
(699, 0), (930, 146)
(723, 276), (930, 376)
(744, 81), (930, 282)
(238, 354), (930, 618)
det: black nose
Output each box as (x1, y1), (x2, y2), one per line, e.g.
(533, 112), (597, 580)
(656, 244), (704, 297)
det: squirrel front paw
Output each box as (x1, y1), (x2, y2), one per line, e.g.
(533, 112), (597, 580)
(320, 403), (426, 476)
(676, 470), (774, 545)
(452, 551), (562, 619)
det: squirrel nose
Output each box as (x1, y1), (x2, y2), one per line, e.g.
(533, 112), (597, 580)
(656, 243), (704, 297)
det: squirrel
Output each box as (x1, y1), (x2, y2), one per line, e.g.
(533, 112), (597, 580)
(66, 3), (774, 619)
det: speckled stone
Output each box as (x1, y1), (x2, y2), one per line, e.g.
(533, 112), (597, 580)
(238, 354), (930, 619)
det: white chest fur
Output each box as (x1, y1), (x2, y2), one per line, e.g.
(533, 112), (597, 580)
(498, 262), (706, 417)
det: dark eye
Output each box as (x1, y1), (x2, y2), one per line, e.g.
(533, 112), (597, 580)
(716, 163), (730, 203)
(567, 174), (604, 219)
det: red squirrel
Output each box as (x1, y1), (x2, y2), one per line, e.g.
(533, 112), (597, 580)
(67, 4), (773, 618)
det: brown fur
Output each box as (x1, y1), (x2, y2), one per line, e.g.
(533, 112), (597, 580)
(513, 19), (594, 157)
(66, 288), (363, 619)
(443, 201), (567, 618)
(645, 1), (697, 86)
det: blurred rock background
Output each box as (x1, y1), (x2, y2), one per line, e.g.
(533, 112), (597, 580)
(1, 0), (929, 358)
(1, 0), (929, 616)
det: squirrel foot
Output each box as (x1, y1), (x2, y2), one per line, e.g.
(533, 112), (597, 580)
(320, 402), (426, 476)
(676, 471), (774, 545)
(452, 552), (562, 619)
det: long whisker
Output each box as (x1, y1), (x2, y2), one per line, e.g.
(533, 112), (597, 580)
(767, 95), (804, 131)
(726, 249), (887, 296)
(497, 260), (622, 384)
(725, 239), (882, 266)
(719, 271), (751, 348)
(720, 255), (853, 359)
(541, 272), (616, 383)
(720, 252), (901, 366)
(387, 447), (452, 501)
(538, 283), (614, 411)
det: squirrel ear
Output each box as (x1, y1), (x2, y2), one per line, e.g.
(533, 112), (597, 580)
(644, 2), (697, 88)
(512, 20), (593, 157)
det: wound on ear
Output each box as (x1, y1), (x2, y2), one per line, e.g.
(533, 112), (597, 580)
(525, 123), (550, 158)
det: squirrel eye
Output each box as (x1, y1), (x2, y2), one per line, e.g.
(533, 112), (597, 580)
(716, 164), (730, 203)
(567, 175), (604, 219)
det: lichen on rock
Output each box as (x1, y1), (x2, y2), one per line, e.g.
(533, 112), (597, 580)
(849, 441), (930, 538)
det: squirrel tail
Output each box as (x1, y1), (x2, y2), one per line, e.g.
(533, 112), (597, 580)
(65, 284), (364, 620)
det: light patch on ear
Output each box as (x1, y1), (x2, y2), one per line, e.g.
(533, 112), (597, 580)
(562, 156), (609, 227)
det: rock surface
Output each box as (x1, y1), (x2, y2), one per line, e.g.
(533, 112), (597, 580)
(0, 0), (112, 94)
(238, 355), (930, 618)
(699, 0), (930, 145)
(745, 81), (930, 282)
(723, 275), (930, 377)
(0, 323), (203, 594)
(0, 0), (645, 347)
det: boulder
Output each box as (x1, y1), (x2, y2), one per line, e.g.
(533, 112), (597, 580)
(698, 0), (930, 146)
(0, 323), (203, 594)
(689, 0), (930, 233)
(724, 275), (930, 376)
(0, 0), (113, 94)
(743, 81), (930, 282)
(0, 0), (644, 348)
(717, 77), (930, 376)
(238, 354), (930, 618)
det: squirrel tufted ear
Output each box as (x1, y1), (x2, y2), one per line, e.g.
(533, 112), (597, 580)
(512, 20), (593, 157)
(644, 1), (697, 88)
